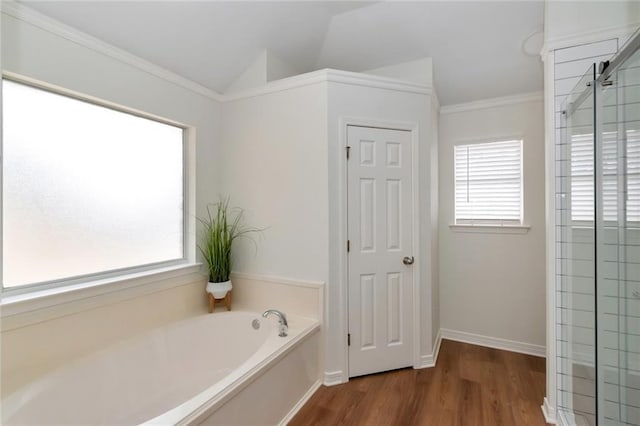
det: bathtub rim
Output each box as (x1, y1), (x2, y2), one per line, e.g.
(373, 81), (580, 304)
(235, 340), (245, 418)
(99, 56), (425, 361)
(146, 312), (320, 425)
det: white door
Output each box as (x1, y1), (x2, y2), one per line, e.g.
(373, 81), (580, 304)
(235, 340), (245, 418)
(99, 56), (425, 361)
(347, 125), (414, 378)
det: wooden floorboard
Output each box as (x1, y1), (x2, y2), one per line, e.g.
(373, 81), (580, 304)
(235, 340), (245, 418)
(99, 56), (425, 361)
(289, 339), (549, 426)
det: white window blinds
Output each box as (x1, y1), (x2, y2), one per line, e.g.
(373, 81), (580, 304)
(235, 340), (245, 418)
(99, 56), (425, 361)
(454, 139), (523, 224)
(569, 133), (597, 222)
(627, 129), (640, 222)
(570, 129), (640, 223)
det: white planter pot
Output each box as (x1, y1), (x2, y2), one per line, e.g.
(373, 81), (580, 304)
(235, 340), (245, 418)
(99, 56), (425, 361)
(206, 280), (232, 299)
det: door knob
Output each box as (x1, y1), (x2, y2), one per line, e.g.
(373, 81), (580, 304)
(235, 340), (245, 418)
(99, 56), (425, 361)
(403, 256), (414, 265)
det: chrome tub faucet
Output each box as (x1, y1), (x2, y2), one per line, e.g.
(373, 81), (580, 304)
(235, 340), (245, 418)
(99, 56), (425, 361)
(262, 309), (288, 337)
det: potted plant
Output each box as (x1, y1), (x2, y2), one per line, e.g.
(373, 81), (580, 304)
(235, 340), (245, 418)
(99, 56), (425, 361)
(198, 197), (259, 304)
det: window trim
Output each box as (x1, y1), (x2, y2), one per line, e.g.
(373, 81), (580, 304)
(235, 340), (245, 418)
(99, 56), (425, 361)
(0, 263), (203, 327)
(1, 74), (196, 297)
(449, 223), (530, 234)
(453, 136), (525, 227)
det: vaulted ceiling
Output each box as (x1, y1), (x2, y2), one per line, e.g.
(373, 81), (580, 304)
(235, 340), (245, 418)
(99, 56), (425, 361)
(21, 1), (544, 105)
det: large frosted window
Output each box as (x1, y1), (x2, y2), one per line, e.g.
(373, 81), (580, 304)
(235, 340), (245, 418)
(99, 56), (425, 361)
(2, 80), (184, 288)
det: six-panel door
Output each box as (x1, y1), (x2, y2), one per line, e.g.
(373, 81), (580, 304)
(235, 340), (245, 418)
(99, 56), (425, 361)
(347, 125), (414, 377)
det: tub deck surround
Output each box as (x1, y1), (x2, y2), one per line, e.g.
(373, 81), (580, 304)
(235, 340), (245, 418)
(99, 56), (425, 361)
(1, 311), (320, 425)
(230, 272), (324, 321)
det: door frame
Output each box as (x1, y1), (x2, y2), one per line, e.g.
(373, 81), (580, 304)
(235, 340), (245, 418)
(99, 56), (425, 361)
(338, 117), (421, 381)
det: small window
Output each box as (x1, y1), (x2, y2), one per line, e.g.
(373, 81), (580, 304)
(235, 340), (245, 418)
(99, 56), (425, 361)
(454, 139), (523, 225)
(2, 79), (186, 290)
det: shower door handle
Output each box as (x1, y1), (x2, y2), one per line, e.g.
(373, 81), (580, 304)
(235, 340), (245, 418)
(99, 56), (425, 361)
(403, 256), (414, 265)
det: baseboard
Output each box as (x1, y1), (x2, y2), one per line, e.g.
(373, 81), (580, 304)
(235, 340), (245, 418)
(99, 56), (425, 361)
(556, 410), (571, 426)
(323, 370), (345, 386)
(418, 353), (433, 368)
(418, 329), (442, 368)
(541, 397), (557, 424)
(332, 328), (543, 385)
(440, 328), (546, 357)
(278, 379), (322, 426)
(432, 329), (442, 365)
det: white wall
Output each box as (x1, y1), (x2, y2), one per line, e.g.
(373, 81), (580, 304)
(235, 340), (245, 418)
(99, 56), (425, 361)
(439, 98), (546, 348)
(1, 9), (220, 393)
(219, 83), (329, 281)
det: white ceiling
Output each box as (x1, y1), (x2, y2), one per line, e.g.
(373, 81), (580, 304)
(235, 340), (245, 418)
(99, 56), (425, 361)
(21, 1), (544, 105)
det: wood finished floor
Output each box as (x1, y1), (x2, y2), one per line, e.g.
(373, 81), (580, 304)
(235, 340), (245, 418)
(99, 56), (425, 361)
(290, 340), (548, 426)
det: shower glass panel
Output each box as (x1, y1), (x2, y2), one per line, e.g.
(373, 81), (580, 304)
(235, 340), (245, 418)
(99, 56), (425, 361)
(596, 44), (640, 426)
(558, 30), (640, 426)
(557, 64), (598, 426)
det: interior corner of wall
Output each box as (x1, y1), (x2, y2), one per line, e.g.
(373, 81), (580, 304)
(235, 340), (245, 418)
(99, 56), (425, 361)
(265, 50), (301, 83)
(224, 50), (268, 94)
(362, 57), (433, 87)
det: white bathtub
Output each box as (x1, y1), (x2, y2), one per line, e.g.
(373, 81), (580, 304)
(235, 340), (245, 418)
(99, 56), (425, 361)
(2, 311), (321, 425)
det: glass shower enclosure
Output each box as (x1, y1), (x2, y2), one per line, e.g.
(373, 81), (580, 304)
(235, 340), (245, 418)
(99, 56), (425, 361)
(557, 31), (640, 426)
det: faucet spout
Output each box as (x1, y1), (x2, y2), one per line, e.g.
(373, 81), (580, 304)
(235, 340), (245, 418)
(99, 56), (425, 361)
(262, 309), (288, 337)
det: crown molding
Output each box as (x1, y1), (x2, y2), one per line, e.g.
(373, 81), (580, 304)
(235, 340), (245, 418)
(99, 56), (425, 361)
(440, 91), (543, 115)
(540, 22), (640, 59)
(325, 69), (432, 95)
(221, 68), (432, 102)
(220, 69), (328, 102)
(0, 1), (224, 102)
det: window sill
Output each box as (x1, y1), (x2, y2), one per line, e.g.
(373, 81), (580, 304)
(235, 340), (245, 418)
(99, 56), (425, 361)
(0, 263), (205, 327)
(449, 224), (531, 234)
